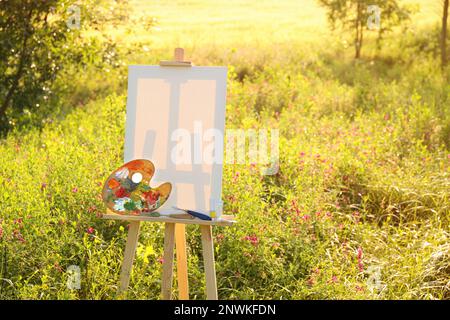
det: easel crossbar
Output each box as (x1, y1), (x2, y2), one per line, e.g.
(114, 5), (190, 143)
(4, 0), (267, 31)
(102, 214), (235, 226)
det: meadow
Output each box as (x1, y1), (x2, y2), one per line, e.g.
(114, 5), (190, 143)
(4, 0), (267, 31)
(0, 0), (449, 299)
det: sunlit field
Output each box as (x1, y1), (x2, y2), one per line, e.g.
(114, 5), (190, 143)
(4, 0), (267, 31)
(109, 0), (446, 69)
(127, 0), (437, 46)
(129, 0), (328, 47)
(0, 0), (449, 300)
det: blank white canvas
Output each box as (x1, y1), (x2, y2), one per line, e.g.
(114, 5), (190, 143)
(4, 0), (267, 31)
(124, 65), (227, 215)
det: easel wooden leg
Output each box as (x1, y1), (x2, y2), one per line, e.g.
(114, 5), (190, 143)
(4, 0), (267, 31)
(175, 224), (189, 299)
(200, 225), (218, 300)
(161, 222), (176, 300)
(119, 221), (141, 293)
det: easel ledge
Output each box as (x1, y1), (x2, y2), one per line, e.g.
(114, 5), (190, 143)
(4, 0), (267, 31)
(102, 213), (236, 226)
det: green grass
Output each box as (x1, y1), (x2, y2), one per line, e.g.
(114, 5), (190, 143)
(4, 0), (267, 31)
(0, 0), (449, 300)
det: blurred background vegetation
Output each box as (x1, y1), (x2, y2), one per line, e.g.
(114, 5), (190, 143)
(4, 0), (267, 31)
(0, 0), (449, 299)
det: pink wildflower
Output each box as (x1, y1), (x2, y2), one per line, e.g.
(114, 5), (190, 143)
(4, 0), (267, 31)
(243, 235), (259, 246)
(357, 247), (364, 272)
(353, 211), (361, 223)
(355, 285), (364, 292)
(14, 218), (23, 227)
(216, 233), (225, 242)
(13, 230), (25, 243)
(291, 199), (301, 215)
(302, 214), (311, 222)
(87, 205), (97, 214)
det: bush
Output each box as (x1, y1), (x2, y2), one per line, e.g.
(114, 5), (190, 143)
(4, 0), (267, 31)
(0, 0), (131, 134)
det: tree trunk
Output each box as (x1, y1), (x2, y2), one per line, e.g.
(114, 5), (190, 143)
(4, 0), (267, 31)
(355, 26), (361, 59)
(355, 2), (363, 59)
(442, 0), (449, 69)
(0, 8), (33, 123)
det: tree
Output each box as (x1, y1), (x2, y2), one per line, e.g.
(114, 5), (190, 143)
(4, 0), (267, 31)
(442, 0), (449, 68)
(0, 0), (131, 134)
(317, 0), (411, 59)
(0, 1), (75, 133)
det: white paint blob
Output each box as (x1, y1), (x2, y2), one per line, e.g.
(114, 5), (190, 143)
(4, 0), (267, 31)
(131, 172), (143, 184)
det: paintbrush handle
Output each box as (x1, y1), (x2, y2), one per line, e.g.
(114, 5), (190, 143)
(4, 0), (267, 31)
(172, 206), (212, 221)
(185, 210), (212, 221)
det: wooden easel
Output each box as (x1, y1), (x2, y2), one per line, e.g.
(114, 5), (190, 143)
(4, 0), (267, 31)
(103, 48), (235, 300)
(103, 212), (234, 299)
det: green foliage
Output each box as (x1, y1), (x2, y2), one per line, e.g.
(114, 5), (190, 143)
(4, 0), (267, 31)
(0, 0), (131, 134)
(0, 0), (74, 133)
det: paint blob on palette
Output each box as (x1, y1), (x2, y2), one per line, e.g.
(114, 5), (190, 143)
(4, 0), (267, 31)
(102, 159), (171, 215)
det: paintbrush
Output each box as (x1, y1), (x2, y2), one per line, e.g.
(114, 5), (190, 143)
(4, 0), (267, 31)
(172, 206), (212, 221)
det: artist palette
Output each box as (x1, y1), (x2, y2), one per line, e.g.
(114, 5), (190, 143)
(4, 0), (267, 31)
(102, 159), (171, 215)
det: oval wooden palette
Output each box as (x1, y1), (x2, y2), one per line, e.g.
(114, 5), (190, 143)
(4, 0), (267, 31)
(102, 159), (171, 215)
